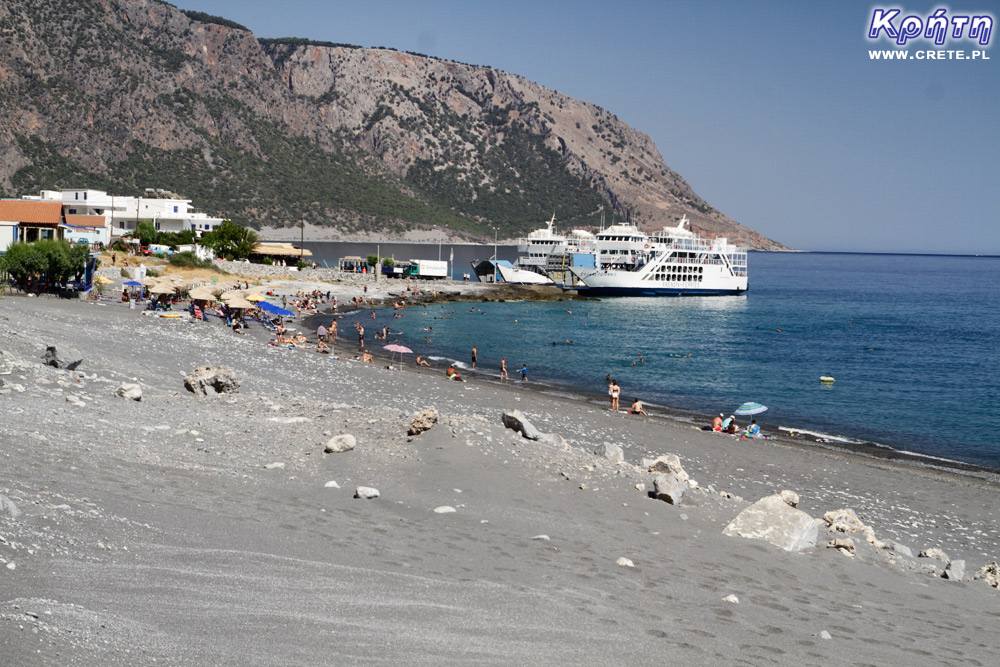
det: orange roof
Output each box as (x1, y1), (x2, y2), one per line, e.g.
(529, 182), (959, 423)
(64, 214), (107, 226)
(0, 200), (64, 225)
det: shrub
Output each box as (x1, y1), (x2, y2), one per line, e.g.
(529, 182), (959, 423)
(296, 259), (308, 270)
(168, 251), (214, 269)
(261, 257), (273, 265)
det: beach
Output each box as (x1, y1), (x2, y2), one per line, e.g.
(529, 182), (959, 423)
(1, 278), (999, 666)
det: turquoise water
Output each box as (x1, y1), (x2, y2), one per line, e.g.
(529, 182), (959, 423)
(328, 252), (1000, 468)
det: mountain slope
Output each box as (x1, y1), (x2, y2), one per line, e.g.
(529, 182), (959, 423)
(0, 0), (783, 248)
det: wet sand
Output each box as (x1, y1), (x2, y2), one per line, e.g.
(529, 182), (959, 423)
(1, 290), (999, 665)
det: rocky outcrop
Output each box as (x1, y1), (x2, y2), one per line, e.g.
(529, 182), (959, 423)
(501, 410), (543, 441)
(723, 494), (819, 552)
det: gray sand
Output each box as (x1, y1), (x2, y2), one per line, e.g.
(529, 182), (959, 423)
(1, 293), (998, 665)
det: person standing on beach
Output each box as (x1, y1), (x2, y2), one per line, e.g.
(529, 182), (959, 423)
(609, 380), (621, 412)
(471, 346), (478, 369)
(520, 364), (528, 382)
(316, 323), (328, 344)
(500, 357), (508, 383)
(356, 322), (365, 350)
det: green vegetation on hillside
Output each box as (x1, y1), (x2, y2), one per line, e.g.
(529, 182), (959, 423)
(180, 10), (249, 32)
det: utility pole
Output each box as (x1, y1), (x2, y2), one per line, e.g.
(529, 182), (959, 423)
(299, 218), (304, 262)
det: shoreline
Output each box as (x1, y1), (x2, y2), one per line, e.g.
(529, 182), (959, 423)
(301, 295), (1000, 483)
(2, 289), (999, 664)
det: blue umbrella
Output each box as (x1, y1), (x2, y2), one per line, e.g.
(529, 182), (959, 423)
(735, 401), (768, 416)
(123, 280), (143, 286)
(258, 301), (295, 317)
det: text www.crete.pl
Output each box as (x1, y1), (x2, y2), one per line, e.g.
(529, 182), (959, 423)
(869, 49), (991, 59)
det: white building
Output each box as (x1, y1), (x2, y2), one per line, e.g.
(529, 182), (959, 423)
(32, 188), (225, 241)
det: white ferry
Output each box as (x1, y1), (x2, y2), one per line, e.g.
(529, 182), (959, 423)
(566, 216), (748, 296)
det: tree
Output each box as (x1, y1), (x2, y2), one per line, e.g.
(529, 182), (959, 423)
(0, 240), (87, 290)
(199, 220), (258, 260)
(134, 220), (158, 247)
(367, 254), (379, 267)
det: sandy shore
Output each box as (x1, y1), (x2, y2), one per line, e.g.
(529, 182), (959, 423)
(1, 287), (999, 665)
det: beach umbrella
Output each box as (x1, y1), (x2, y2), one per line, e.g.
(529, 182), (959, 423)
(149, 283), (176, 295)
(123, 280), (143, 287)
(258, 301), (295, 317)
(246, 293), (267, 302)
(226, 296), (256, 310)
(383, 343), (413, 365)
(734, 401), (768, 416)
(138, 276), (159, 287)
(188, 287), (215, 301)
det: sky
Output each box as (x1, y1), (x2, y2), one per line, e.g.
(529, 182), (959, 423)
(171, 0), (999, 254)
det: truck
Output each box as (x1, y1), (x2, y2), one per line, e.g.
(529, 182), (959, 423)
(405, 259), (448, 279)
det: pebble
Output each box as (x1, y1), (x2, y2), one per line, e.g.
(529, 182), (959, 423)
(723, 594), (739, 604)
(264, 462), (285, 469)
(616, 557), (634, 567)
(530, 535), (550, 541)
(433, 506), (456, 514)
(354, 487), (380, 499)
(323, 481), (340, 489)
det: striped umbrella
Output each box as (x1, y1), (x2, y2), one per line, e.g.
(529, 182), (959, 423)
(734, 402), (768, 416)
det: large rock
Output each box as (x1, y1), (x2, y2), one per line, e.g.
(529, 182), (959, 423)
(501, 409), (543, 441)
(183, 365), (239, 395)
(647, 454), (689, 482)
(594, 443), (624, 463)
(974, 561), (999, 588)
(42, 344), (83, 370)
(354, 486), (380, 499)
(324, 434), (356, 453)
(824, 508), (883, 548)
(407, 408), (439, 436)
(653, 473), (686, 505)
(114, 383), (142, 401)
(943, 560), (966, 581)
(723, 494), (818, 552)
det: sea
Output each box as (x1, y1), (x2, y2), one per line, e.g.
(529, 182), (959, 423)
(301, 242), (1000, 470)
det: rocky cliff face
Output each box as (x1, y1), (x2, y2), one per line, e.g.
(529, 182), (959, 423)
(0, 0), (783, 248)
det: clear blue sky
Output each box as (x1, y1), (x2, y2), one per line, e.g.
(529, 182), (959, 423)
(172, 0), (998, 254)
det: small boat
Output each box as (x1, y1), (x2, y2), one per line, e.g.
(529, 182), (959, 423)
(819, 376), (836, 383)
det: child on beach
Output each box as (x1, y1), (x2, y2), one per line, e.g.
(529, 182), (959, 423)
(520, 364), (528, 381)
(500, 358), (508, 382)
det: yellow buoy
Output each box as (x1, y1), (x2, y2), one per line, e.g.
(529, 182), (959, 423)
(819, 376), (836, 383)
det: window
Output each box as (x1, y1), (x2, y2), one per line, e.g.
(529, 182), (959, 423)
(68, 209), (77, 214)
(74, 193), (78, 200)
(84, 192), (87, 200)
(173, 206), (178, 213)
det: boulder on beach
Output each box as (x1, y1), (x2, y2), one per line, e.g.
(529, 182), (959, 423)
(324, 434), (356, 453)
(723, 494), (818, 552)
(42, 344), (83, 370)
(974, 561), (999, 588)
(594, 442), (624, 463)
(115, 383), (142, 401)
(407, 408), (439, 436)
(828, 537), (856, 556)
(647, 454), (689, 482)
(823, 508), (884, 548)
(0, 494), (21, 519)
(653, 473), (686, 505)
(355, 486), (380, 499)
(501, 409), (542, 441)
(184, 365), (239, 396)
(943, 560), (966, 581)
(919, 548), (951, 564)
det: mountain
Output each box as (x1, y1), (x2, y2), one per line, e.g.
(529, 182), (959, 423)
(0, 0), (785, 248)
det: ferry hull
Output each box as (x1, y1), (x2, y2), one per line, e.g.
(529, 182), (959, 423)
(572, 285), (747, 297)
